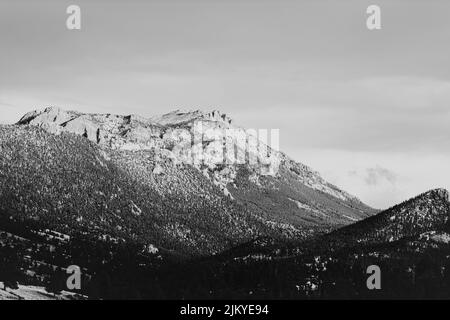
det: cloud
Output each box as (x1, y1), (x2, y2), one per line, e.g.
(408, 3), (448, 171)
(364, 166), (397, 186)
(296, 149), (450, 209)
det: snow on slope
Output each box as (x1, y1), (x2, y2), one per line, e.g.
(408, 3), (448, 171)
(0, 283), (83, 300)
(18, 107), (361, 205)
(330, 188), (450, 244)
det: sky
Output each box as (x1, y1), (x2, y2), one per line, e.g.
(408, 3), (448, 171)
(0, 0), (449, 209)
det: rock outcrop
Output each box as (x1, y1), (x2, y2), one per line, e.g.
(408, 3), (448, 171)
(14, 107), (375, 234)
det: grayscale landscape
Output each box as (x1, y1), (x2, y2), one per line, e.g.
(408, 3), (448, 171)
(1, 0), (449, 300)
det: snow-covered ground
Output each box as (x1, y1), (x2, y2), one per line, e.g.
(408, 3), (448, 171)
(0, 282), (84, 300)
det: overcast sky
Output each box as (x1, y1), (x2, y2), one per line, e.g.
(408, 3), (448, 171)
(1, 0), (449, 209)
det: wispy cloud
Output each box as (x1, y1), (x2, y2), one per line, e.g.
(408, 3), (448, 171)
(364, 166), (397, 186)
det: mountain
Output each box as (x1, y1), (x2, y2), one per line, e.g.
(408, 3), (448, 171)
(1, 106), (449, 299)
(326, 188), (450, 247)
(171, 188), (450, 299)
(0, 124), (270, 256)
(0, 106), (375, 298)
(15, 107), (374, 236)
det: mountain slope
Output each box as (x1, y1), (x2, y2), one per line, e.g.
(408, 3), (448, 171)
(181, 189), (450, 299)
(1, 107), (448, 299)
(217, 188), (450, 261)
(15, 107), (374, 234)
(326, 188), (450, 246)
(0, 125), (275, 256)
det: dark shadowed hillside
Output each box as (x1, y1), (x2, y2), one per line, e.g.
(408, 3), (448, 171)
(326, 188), (450, 247)
(159, 189), (450, 300)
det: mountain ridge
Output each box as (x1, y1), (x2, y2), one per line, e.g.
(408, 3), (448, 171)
(1, 106), (449, 299)
(326, 188), (450, 247)
(16, 106), (366, 203)
(1, 106), (376, 257)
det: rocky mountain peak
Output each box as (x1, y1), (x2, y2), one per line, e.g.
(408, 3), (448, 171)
(428, 188), (450, 202)
(18, 106), (77, 126)
(148, 108), (232, 127)
(15, 107), (237, 155)
(202, 110), (233, 124)
(402, 188), (450, 209)
(15, 106), (369, 209)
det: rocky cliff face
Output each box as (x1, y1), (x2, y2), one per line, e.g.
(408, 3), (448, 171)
(17, 107), (363, 203)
